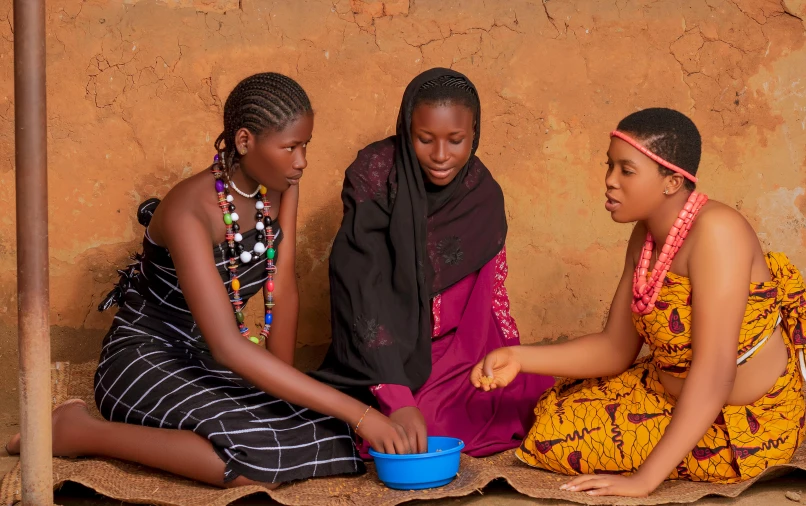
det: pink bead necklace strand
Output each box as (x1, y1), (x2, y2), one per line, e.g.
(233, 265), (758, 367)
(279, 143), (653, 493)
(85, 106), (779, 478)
(632, 191), (709, 315)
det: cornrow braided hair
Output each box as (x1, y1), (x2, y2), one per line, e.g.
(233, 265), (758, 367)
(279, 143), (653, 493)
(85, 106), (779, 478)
(412, 74), (479, 116)
(214, 72), (312, 178)
(616, 108), (701, 191)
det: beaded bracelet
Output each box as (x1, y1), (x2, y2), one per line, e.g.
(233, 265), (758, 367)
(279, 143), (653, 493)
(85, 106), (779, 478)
(354, 406), (372, 433)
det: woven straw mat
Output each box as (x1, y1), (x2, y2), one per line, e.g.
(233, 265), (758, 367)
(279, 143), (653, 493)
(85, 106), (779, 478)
(0, 362), (803, 506)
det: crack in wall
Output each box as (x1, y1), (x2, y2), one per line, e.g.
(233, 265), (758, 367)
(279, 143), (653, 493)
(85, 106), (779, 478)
(1, 0), (804, 344)
(542, 0), (562, 38)
(782, 6), (804, 21)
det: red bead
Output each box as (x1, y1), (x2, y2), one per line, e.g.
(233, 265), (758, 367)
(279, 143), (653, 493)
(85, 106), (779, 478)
(267, 281), (274, 292)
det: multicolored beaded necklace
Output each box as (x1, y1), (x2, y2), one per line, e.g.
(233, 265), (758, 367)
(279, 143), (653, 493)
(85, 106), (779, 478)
(211, 154), (277, 345)
(632, 191), (708, 315)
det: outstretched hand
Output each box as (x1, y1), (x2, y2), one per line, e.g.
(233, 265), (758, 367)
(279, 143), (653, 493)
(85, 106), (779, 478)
(470, 347), (521, 391)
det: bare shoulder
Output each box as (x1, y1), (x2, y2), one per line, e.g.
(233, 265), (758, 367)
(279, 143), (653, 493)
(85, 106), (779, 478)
(692, 200), (757, 243)
(688, 199), (762, 266)
(149, 169), (219, 246)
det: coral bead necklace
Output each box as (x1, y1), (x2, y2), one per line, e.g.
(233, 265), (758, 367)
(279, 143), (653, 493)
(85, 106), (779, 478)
(632, 191), (708, 315)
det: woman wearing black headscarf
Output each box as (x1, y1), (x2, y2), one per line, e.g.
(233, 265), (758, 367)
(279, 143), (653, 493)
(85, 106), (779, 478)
(315, 68), (554, 456)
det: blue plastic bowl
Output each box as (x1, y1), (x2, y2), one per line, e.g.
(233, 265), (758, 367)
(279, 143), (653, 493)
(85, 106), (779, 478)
(369, 436), (464, 490)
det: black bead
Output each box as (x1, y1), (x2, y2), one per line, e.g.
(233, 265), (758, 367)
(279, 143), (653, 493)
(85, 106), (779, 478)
(264, 216), (272, 226)
(228, 247), (236, 258)
(228, 203), (236, 213)
(236, 243), (245, 253)
(232, 223), (240, 233)
(256, 233), (265, 242)
(256, 212), (264, 221)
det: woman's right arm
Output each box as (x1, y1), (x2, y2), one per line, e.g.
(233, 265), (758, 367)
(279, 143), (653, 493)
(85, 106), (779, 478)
(472, 226), (645, 387)
(160, 200), (410, 453)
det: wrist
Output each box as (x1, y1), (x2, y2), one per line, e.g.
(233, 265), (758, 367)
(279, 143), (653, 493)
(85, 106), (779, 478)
(391, 405), (419, 415)
(340, 397), (371, 428)
(353, 405), (372, 433)
(506, 346), (523, 373)
(632, 466), (665, 492)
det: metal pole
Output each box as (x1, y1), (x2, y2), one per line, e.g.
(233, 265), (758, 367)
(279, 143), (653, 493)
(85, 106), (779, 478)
(14, 0), (53, 503)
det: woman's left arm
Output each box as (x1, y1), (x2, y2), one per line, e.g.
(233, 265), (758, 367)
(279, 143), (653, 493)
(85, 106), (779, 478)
(567, 208), (753, 497)
(268, 184), (300, 366)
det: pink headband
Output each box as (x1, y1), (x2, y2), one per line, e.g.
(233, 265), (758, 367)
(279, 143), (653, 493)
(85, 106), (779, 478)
(609, 130), (698, 183)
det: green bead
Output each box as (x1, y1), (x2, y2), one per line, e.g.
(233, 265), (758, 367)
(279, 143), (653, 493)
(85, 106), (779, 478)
(249, 336), (260, 345)
(267, 248), (276, 259)
(223, 213), (233, 225)
(235, 311), (244, 324)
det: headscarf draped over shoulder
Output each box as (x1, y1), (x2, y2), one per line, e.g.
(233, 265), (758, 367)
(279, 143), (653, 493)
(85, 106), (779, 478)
(314, 68), (507, 391)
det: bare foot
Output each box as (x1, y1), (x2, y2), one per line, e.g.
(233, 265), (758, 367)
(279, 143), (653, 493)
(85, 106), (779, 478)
(5, 399), (94, 457)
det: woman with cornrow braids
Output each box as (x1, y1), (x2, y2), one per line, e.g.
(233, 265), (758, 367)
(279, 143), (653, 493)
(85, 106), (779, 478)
(314, 68), (555, 457)
(6, 73), (411, 487)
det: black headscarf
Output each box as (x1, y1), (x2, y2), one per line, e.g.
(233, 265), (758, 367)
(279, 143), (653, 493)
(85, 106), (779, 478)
(313, 68), (507, 391)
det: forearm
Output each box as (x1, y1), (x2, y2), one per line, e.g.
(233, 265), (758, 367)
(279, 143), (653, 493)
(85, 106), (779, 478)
(271, 183), (299, 366)
(215, 339), (367, 427)
(635, 363), (733, 486)
(513, 332), (638, 378)
(267, 289), (298, 366)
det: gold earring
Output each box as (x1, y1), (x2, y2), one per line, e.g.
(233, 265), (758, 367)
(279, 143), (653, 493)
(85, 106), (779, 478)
(239, 146), (247, 155)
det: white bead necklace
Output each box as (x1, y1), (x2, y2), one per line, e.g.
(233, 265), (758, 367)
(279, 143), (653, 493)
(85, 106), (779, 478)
(229, 198), (270, 264)
(229, 179), (261, 198)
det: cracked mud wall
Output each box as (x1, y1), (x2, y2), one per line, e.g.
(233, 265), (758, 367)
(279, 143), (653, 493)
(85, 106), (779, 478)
(0, 0), (805, 406)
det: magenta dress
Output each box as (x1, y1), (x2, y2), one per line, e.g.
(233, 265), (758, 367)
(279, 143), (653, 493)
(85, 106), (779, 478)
(360, 247), (555, 457)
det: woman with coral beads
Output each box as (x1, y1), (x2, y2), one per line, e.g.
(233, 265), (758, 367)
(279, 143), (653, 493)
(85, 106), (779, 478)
(315, 68), (555, 457)
(472, 108), (806, 496)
